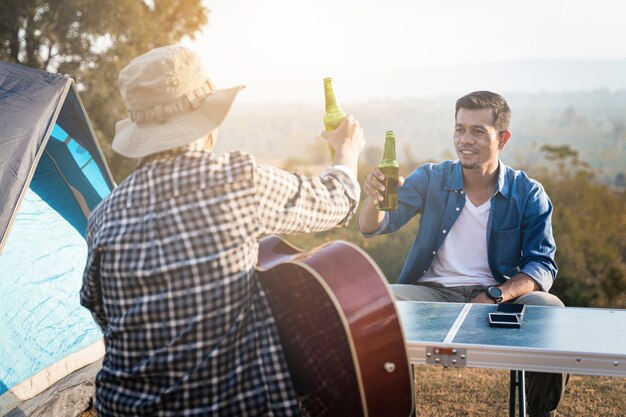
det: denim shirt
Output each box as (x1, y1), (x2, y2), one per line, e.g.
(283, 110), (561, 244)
(363, 160), (557, 291)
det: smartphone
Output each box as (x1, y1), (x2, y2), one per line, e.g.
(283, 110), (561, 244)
(495, 303), (525, 317)
(488, 312), (521, 328)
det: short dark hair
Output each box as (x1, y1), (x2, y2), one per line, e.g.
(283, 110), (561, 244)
(455, 91), (511, 131)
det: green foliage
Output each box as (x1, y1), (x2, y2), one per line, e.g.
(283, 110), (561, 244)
(0, 1), (207, 72)
(529, 147), (626, 308)
(0, 0), (209, 183)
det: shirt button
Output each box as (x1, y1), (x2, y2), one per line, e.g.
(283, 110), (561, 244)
(442, 229), (447, 234)
(456, 207), (460, 211)
(432, 251), (436, 255)
(461, 190), (464, 194)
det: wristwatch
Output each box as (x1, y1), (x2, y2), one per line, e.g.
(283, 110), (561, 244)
(485, 286), (503, 304)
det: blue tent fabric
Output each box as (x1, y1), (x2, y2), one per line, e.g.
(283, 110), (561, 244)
(30, 138), (104, 236)
(57, 87), (115, 193)
(0, 62), (70, 251)
(0, 61), (115, 251)
(0, 60), (115, 416)
(0, 189), (102, 391)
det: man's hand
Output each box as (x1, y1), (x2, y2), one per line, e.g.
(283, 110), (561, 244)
(358, 167), (405, 234)
(470, 292), (498, 304)
(363, 167), (405, 203)
(321, 114), (365, 173)
(470, 273), (541, 304)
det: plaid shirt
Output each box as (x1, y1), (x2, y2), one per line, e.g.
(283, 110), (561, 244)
(80, 149), (359, 417)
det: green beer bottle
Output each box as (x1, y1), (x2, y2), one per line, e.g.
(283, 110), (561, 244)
(378, 130), (399, 211)
(323, 77), (346, 161)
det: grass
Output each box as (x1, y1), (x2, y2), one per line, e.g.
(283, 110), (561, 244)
(413, 365), (626, 416)
(81, 366), (625, 416)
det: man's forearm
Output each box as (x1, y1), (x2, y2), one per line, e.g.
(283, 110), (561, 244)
(500, 272), (541, 301)
(332, 147), (359, 179)
(358, 196), (386, 233)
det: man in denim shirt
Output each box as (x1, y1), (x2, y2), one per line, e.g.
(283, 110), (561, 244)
(359, 91), (567, 417)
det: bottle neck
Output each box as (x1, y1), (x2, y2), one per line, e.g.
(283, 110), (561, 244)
(383, 136), (396, 160)
(324, 81), (339, 112)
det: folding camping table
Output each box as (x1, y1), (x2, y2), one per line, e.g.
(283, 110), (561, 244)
(398, 301), (626, 416)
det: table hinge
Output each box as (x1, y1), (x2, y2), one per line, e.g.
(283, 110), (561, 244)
(426, 346), (467, 368)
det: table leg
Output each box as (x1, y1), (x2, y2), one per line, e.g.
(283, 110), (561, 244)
(509, 370), (517, 416)
(509, 370), (526, 417)
(411, 365), (417, 417)
(518, 370), (526, 417)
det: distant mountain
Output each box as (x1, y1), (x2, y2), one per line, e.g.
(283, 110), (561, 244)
(240, 59), (626, 103)
(356, 59), (626, 101)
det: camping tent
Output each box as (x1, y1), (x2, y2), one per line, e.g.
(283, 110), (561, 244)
(0, 61), (115, 416)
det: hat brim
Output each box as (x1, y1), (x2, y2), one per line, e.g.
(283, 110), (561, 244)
(112, 85), (244, 158)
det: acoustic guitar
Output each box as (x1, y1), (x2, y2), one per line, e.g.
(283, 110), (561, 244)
(257, 236), (413, 417)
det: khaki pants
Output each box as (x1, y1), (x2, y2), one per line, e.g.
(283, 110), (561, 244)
(393, 282), (569, 417)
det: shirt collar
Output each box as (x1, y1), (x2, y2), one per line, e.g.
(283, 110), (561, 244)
(496, 159), (510, 198)
(445, 161), (464, 191)
(445, 159), (510, 198)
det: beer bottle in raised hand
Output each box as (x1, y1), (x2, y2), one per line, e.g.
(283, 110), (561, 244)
(377, 130), (399, 211)
(323, 77), (346, 161)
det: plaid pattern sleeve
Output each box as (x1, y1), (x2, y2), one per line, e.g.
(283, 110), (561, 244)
(80, 213), (108, 330)
(254, 162), (358, 234)
(79, 150), (359, 417)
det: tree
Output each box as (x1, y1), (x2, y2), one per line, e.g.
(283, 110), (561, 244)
(0, 0), (209, 181)
(531, 146), (626, 308)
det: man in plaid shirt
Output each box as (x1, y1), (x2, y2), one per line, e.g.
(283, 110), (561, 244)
(80, 45), (365, 416)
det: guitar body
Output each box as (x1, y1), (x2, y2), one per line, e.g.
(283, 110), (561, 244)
(257, 236), (413, 417)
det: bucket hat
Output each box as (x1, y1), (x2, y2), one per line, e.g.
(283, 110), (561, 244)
(112, 45), (244, 158)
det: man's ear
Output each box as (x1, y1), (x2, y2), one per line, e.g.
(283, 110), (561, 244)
(498, 130), (512, 149)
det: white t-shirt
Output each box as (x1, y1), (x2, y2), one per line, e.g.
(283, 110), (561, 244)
(420, 197), (499, 287)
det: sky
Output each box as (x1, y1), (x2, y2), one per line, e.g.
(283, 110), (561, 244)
(184, 0), (626, 103)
